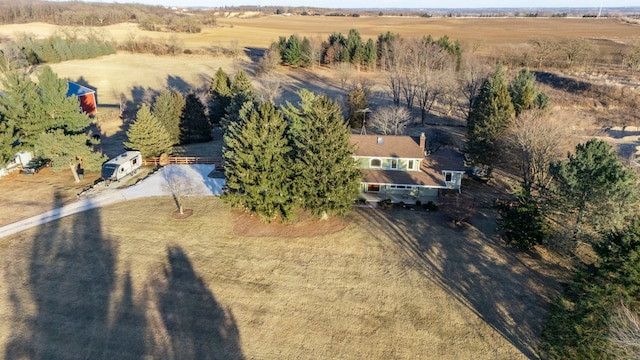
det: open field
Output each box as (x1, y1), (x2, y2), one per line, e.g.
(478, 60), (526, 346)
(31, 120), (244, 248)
(2, 17), (639, 51)
(0, 197), (569, 359)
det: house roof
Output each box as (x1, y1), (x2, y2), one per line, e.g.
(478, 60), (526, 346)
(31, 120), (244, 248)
(350, 134), (423, 159)
(424, 148), (466, 172)
(67, 81), (95, 97)
(361, 168), (444, 187)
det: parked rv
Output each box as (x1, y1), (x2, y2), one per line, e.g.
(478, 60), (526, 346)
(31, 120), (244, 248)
(101, 151), (142, 183)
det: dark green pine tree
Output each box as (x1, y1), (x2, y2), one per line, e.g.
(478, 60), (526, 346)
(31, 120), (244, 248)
(362, 38), (377, 70)
(283, 34), (304, 67)
(466, 63), (515, 169)
(346, 29), (364, 67)
(222, 101), (294, 222)
(124, 104), (173, 158)
(509, 68), (548, 116)
(221, 70), (258, 131)
(36, 129), (106, 180)
(0, 66), (87, 149)
(0, 66), (103, 182)
(541, 220), (640, 359)
(551, 139), (638, 243)
(208, 67), (231, 126)
(0, 113), (17, 167)
(284, 89), (361, 217)
(153, 89), (185, 145)
(180, 93), (211, 144)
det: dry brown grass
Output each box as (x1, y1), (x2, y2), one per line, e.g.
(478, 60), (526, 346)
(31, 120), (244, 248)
(0, 167), (101, 226)
(0, 197), (569, 359)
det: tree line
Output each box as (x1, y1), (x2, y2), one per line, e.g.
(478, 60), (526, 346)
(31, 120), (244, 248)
(264, 29), (461, 73)
(0, 0), (216, 32)
(1, 32), (116, 68)
(124, 90), (211, 159)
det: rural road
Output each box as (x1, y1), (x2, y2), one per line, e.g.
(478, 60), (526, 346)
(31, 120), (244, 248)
(0, 165), (224, 239)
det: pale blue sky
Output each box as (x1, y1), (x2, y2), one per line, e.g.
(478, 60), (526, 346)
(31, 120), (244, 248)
(64, 0), (639, 9)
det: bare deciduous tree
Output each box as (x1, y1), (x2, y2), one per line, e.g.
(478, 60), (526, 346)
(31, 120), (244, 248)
(558, 38), (592, 68)
(529, 38), (560, 68)
(440, 196), (476, 225)
(334, 62), (351, 90)
(507, 110), (569, 191)
(623, 43), (640, 73)
(257, 74), (282, 103)
(608, 302), (640, 359)
(458, 54), (490, 120)
(415, 68), (445, 125)
(257, 46), (281, 76)
(305, 36), (323, 68)
(369, 106), (412, 135)
(163, 166), (194, 215)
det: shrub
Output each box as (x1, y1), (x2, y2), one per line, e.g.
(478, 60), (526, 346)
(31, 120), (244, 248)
(378, 198), (393, 209)
(424, 201), (439, 211)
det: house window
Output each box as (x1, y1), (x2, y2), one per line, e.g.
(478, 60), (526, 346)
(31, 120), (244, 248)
(391, 159), (398, 169)
(408, 160), (415, 170)
(389, 185), (410, 190)
(445, 172), (452, 182)
(367, 184), (380, 192)
(370, 159), (382, 168)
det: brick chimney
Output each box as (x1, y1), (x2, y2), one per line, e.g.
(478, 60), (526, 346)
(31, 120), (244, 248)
(419, 133), (426, 155)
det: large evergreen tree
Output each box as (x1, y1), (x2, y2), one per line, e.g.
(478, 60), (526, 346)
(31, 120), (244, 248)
(0, 66), (104, 181)
(541, 220), (640, 359)
(179, 93), (211, 144)
(221, 70), (258, 130)
(551, 139), (638, 244)
(36, 129), (105, 179)
(0, 113), (16, 167)
(208, 67), (231, 126)
(284, 90), (361, 217)
(283, 34), (305, 67)
(222, 102), (294, 222)
(466, 63), (514, 169)
(509, 68), (548, 116)
(153, 89), (185, 145)
(0, 66), (87, 149)
(124, 104), (173, 158)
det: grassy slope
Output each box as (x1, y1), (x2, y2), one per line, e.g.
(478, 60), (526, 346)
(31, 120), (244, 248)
(0, 197), (567, 359)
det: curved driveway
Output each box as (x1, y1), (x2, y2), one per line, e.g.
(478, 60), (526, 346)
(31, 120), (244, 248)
(0, 165), (224, 239)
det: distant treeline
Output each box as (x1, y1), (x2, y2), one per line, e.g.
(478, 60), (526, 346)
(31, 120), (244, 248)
(0, 0), (214, 33)
(268, 29), (462, 72)
(0, 33), (116, 67)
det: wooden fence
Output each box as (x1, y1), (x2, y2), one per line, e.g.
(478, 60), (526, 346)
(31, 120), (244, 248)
(143, 156), (224, 167)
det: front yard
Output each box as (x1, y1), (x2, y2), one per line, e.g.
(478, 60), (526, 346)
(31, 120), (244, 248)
(0, 197), (569, 359)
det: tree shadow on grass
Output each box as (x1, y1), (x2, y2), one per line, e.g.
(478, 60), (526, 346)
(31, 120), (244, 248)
(4, 191), (146, 359)
(150, 246), (244, 360)
(355, 207), (566, 359)
(4, 193), (243, 359)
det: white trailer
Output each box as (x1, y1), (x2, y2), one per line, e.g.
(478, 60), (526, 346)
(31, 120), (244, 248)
(101, 151), (142, 182)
